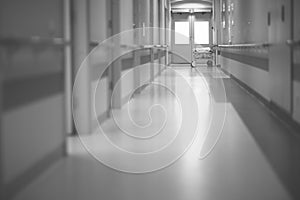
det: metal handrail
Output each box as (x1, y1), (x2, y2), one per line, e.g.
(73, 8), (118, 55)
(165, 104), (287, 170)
(144, 44), (168, 48)
(218, 40), (300, 49)
(121, 44), (141, 49)
(90, 41), (99, 48)
(286, 39), (300, 47)
(155, 44), (168, 48)
(89, 42), (169, 50)
(217, 43), (270, 49)
(0, 36), (70, 47)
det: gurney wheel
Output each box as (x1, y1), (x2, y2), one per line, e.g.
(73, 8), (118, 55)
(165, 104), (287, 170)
(207, 60), (213, 67)
(191, 61), (196, 68)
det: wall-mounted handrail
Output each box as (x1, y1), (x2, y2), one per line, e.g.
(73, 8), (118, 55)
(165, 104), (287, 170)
(143, 44), (168, 49)
(90, 41), (99, 48)
(120, 44), (141, 49)
(217, 40), (300, 49)
(142, 45), (154, 49)
(0, 36), (70, 47)
(90, 42), (148, 49)
(154, 44), (168, 48)
(286, 39), (300, 47)
(89, 42), (169, 50)
(217, 43), (270, 49)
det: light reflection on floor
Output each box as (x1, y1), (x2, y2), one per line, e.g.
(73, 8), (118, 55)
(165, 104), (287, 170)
(14, 66), (292, 200)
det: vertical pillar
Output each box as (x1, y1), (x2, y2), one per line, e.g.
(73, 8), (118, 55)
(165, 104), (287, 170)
(190, 13), (194, 65)
(292, 0), (300, 123)
(0, 0), (4, 188)
(133, 0), (141, 93)
(150, 0), (155, 81)
(167, 0), (172, 66)
(110, 0), (122, 109)
(63, 0), (72, 137)
(159, 0), (165, 72)
(150, 48), (155, 81)
(72, 0), (91, 135)
(213, 0), (221, 65)
(0, 53), (3, 200)
(133, 50), (142, 96)
(158, 0), (161, 70)
(165, 8), (168, 67)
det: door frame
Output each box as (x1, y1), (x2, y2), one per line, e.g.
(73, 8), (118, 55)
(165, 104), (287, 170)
(171, 11), (212, 64)
(171, 13), (193, 64)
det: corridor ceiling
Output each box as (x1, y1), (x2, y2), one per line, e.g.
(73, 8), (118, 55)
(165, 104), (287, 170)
(171, 0), (212, 11)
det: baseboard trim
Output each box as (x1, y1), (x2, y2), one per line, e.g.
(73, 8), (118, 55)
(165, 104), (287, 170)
(221, 68), (270, 106)
(97, 110), (109, 124)
(4, 144), (65, 199)
(221, 68), (300, 134)
(91, 110), (109, 133)
(220, 51), (269, 71)
(121, 92), (135, 106)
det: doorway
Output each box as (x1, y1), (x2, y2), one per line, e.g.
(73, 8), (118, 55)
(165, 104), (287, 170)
(171, 12), (211, 64)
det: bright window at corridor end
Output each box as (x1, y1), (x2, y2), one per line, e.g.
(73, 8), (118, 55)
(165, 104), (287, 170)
(175, 21), (190, 44)
(194, 21), (209, 44)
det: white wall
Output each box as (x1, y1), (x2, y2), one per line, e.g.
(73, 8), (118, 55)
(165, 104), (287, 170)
(293, 81), (300, 123)
(92, 77), (108, 130)
(140, 63), (151, 84)
(219, 0), (300, 126)
(3, 95), (64, 183)
(120, 0), (134, 45)
(0, 0), (65, 188)
(121, 68), (135, 103)
(293, 0), (300, 123)
(89, 0), (107, 42)
(218, 0), (272, 102)
(89, 0), (110, 130)
(220, 56), (270, 100)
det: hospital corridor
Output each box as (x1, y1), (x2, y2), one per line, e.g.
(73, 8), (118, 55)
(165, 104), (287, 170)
(0, 0), (300, 200)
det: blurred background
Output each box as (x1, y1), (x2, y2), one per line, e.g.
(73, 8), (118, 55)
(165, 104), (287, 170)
(0, 0), (300, 199)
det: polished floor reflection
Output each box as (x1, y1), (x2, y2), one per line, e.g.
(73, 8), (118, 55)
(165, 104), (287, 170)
(14, 66), (299, 200)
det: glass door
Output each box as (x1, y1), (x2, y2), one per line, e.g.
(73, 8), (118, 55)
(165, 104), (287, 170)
(194, 21), (210, 45)
(172, 12), (211, 65)
(192, 20), (211, 65)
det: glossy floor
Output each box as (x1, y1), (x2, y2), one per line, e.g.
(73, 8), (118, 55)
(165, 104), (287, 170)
(14, 66), (300, 200)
